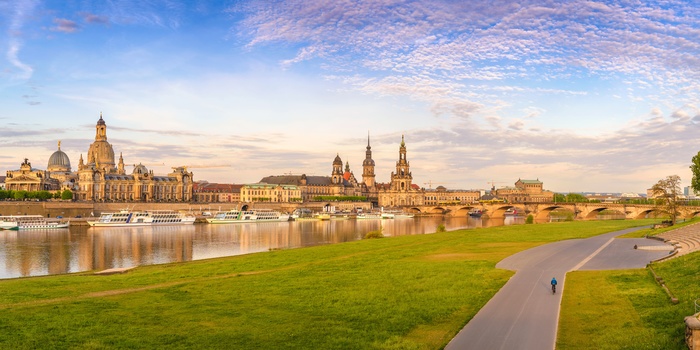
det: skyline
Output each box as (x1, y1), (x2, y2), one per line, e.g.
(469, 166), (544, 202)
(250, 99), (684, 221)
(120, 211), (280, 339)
(1, 1), (699, 193)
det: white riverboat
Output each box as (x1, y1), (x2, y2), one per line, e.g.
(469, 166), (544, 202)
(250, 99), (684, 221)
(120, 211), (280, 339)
(0, 217), (19, 230)
(87, 210), (196, 227)
(206, 209), (290, 224)
(0, 215), (69, 230)
(356, 212), (383, 220)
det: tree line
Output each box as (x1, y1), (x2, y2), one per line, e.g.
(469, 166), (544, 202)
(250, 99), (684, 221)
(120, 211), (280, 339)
(0, 189), (73, 201)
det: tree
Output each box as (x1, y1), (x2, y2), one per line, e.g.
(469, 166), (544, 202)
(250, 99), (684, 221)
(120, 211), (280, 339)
(691, 151), (700, 195)
(61, 190), (73, 200)
(651, 175), (682, 225)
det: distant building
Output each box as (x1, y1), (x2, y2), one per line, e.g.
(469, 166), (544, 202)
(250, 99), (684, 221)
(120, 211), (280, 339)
(75, 114), (194, 202)
(240, 183), (301, 203)
(423, 186), (480, 205)
(0, 176), (5, 190)
(193, 182), (242, 203)
(378, 136), (424, 207)
(4, 158), (59, 192)
(494, 179), (554, 203)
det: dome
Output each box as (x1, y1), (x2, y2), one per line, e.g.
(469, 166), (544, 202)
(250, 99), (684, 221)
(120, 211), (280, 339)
(363, 158), (375, 166)
(48, 142), (71, 172)
(333, 154), (342, 165)
(133, 163), (148, 175)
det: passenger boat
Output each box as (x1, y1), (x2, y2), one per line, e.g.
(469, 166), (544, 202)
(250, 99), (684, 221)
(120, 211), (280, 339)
(381, 209), (414, 219)
(468, 209), (483, 217)
(87, 210), (195, 227)
(0, 215), (69, 230)
(206, 209), (290, 224)
(0, 217), (19, 230)
(356, 212), (383, 220)
(314, 213), (331, 220)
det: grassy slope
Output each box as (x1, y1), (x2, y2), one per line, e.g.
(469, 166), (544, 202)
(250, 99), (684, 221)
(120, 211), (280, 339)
(0, 220), (653, 350)
(559, 220), (700, 350)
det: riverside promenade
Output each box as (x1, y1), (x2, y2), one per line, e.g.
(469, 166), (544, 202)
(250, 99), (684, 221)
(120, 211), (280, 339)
(445, 227), (673, 350)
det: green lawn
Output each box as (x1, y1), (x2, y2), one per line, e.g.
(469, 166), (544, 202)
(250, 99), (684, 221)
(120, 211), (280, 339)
(559, 224), (700, 350)
(0, 220), (656, 349)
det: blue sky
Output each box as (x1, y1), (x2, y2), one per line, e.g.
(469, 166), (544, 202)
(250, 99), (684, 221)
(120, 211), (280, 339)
(1, 0), (699, 193)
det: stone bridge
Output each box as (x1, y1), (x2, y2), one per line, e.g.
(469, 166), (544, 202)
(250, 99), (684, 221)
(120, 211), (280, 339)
(407, 202), (700, 220)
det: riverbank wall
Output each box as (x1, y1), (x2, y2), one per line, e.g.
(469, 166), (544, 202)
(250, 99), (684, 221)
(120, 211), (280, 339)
(0, 201), (374, 220)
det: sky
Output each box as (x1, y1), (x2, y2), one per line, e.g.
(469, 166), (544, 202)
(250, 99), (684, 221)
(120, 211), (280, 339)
(1, 0), (699, 194)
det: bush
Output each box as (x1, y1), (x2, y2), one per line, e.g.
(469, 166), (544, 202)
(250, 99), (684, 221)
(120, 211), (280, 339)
(526, 215), (534, 224)
(436, 224), (446, 233)
(364, 229), (384, 239)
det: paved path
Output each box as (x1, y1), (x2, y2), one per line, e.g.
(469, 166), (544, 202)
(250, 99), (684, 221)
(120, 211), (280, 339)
(445, 227), (673, 350)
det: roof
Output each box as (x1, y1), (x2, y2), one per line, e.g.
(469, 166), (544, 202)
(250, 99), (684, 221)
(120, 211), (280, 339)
(518, 179), (542, 184)
(193, 182), (243, 193)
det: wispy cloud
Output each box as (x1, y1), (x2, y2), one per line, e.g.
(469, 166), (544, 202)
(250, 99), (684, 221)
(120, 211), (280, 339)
(5, 0), (38, 80)
(80, 12), (109, 25)
(234, 0), (700, 122)
(50, 18), (79, 33)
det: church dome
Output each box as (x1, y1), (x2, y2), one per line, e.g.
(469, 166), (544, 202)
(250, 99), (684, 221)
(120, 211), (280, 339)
(48, 141), (71, 172)
(363, 158), (375, 166)
(333, 154), (342, 165)
(133, 163), (148, 175)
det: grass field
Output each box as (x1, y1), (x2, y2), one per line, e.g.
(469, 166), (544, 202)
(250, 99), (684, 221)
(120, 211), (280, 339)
(0, 220), (657, 349)
(559, 220), (700, 350)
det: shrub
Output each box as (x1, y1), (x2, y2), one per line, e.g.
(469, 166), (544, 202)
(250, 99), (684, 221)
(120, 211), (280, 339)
(436, 224), (446, 233)
(364, 229), (384, 239)
(526, 215), (534, 224)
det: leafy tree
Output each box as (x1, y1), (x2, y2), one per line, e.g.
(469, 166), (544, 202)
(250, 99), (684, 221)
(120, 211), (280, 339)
(553, 193), (566, 202)
(650, 175), (682, 225)
(61, 190), (73, 200)
(13, 191), (27, 200)
(691, 151), (700, 195)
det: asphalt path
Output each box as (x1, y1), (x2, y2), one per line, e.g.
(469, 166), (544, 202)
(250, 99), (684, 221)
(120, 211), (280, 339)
(445, 227), (672, 350)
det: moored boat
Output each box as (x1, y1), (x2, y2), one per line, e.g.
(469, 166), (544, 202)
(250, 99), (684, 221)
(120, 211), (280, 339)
(356, 212), (383, 220)
(87, 210), (195, 227)
(0, 217), (20, 230)
(1, 215), (69, 230)
(206, 209), (290, 224)
(468, 209), (483, 217)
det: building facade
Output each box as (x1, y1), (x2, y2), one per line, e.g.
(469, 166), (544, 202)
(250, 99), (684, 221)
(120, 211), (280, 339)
(378, 136), (424, 207)
(240, 183), (301, 203)
(4, 158), (59, 192)
(75, 114), (194, 202)
(494, 179), (554, 203)
(193, 182), (242, 203)
(423, 186), (481, 205)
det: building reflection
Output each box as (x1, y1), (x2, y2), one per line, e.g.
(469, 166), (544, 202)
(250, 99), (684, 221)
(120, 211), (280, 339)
(0, 216), (514, 279)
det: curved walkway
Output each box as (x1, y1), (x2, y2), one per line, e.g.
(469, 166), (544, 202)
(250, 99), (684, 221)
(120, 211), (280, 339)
(445, 227), (673, 350)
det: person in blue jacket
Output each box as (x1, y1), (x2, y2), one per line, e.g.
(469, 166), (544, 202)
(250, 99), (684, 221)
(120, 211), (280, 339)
(551, 277), (558, 293)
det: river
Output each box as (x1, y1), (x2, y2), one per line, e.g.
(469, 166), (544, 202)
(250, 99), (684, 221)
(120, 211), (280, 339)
(0, 216), (524, 279)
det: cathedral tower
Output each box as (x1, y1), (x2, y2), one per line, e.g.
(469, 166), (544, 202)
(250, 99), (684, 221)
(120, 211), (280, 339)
(331, 154), (343, 184)
(390, 135), (412, 192)
(86, 113), (116, 173)
(362, 133), (376, 188)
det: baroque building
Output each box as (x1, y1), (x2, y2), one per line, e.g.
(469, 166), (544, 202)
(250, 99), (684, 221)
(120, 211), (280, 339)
(378, 136), (424, 207)
(75, 114), (194, 202)
(494, 179), (554, 203)
(5, 158), (59, 192)
(47, 141), (78, 191)
(259, 154), (361, 202)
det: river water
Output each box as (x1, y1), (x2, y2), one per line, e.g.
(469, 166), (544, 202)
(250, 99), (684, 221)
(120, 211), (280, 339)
(0, 216), (524, 279)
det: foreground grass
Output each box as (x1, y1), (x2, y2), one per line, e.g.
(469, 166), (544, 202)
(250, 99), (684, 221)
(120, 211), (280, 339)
(0, 220), (653, 349)
(559, 230), (700, 349)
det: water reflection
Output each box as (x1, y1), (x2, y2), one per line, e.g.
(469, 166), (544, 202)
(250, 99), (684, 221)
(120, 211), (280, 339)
(0, 215), (523, 279)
